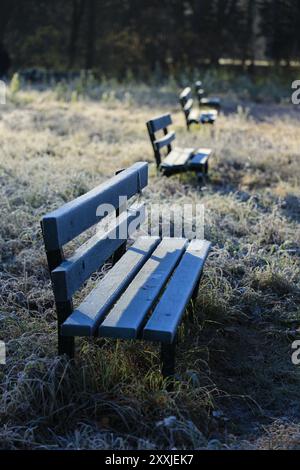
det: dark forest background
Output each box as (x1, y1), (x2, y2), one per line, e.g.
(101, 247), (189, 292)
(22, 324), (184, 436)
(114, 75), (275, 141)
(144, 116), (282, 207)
(1, 0), (300, 78)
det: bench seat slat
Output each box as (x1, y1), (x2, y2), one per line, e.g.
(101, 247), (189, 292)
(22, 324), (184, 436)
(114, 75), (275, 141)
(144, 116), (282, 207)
(41, 162), (148, 250)
(61, 236), (160, 337)
(188, 109), (218, 124)
(98, 238), (188, 339)
(154, 131), (176, 150)
(51, 203), (145, 301)
(188, 110), (201, 124)
(143, 239), (211, 343)
(188, 148), (212, 169)
(200, 97), (221, 107)
(199, 109), (218, 123)
(161, 147), (193, 169)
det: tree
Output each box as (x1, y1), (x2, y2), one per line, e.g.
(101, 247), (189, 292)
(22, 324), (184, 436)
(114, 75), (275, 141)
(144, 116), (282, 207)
(68, 0), (86, 68)
(0, 0), (17, 44)
(0, 0), (298, 76)
(85, 0), (96, 69)
(259, 0), (297, 64)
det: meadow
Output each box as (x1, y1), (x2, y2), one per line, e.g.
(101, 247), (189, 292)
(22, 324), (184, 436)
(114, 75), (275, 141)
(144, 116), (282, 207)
(0, 76), (300, 449)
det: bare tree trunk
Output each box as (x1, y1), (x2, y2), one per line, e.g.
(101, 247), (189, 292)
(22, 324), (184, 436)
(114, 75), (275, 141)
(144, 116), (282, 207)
(68, 0), (86, 68)
(0, 0), (16, 44)
(85, 0), (96, 69)
(243, 0), (256, 72)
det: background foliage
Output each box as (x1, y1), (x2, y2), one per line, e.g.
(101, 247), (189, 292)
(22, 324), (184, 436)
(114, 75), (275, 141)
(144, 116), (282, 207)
(1, 0), (300, 78)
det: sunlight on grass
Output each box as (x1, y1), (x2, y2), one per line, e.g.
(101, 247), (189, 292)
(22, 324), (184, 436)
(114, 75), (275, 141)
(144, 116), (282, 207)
(0, 81), (300, 449)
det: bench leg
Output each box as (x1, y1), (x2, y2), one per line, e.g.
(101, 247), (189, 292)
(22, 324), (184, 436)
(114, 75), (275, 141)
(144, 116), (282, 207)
(56, 301), (75, 359)
(161, 338), (176, 379)
(58, 333), (75, 359)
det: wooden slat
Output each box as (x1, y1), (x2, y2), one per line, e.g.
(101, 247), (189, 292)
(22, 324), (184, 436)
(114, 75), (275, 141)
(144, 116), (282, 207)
(199, 110), (218, 123)
(183, 98), (193, 112)
(161, 147), (193, 168)
(98, 238), (188, 339)
(61, 237), (161, 337)
(200, 97), (221, 107)
(188, 148), (212, 168)
(196, 89), (205, 99)
(188, 109), (217, 125)
(154, 131), (175, 150)
(187, 110), (199, 124)
(174, 148), (194, 166)
(147, 114), (172, 133)
(41, 162), (148, 250)
(51, 203), (146, 301)
(143, 239), (211, 343)
(180, 87), (192, 101)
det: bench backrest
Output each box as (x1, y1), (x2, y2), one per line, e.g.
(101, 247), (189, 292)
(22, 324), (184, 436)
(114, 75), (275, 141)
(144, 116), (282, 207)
(41, 162), (148, 305)
(179, 87), (194, 123)
(195, 81), (205, 103)
(146, 114), (175, 168)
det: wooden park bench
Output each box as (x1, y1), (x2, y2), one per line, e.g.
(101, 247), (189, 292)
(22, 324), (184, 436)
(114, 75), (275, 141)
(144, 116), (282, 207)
(41, 162), (211, 378)
(179, 87), (218, 130)
(147, 113), (213, 177)
(195, 80), (221, 112)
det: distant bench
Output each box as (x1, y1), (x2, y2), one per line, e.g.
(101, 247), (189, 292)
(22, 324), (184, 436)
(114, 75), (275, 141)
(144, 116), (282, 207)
(41, 163), (211, 378)
(179, 87), (218, 130)
(195, 81), (221, 112)
(146, 113), (213, 177)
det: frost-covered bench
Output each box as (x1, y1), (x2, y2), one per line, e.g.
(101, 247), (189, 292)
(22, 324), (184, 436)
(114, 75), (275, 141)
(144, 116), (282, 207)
(147, 113), (213, 177)
(41, 163), (211, 377)
(180, 87), (218, 130)
(195, 80), (221, 112)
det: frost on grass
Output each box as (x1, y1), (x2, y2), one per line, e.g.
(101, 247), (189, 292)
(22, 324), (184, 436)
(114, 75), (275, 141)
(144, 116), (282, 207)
(0, 84), (300, 449)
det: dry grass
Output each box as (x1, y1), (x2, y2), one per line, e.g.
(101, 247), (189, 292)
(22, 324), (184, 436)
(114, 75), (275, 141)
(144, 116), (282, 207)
(0, 83), (300, 449)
